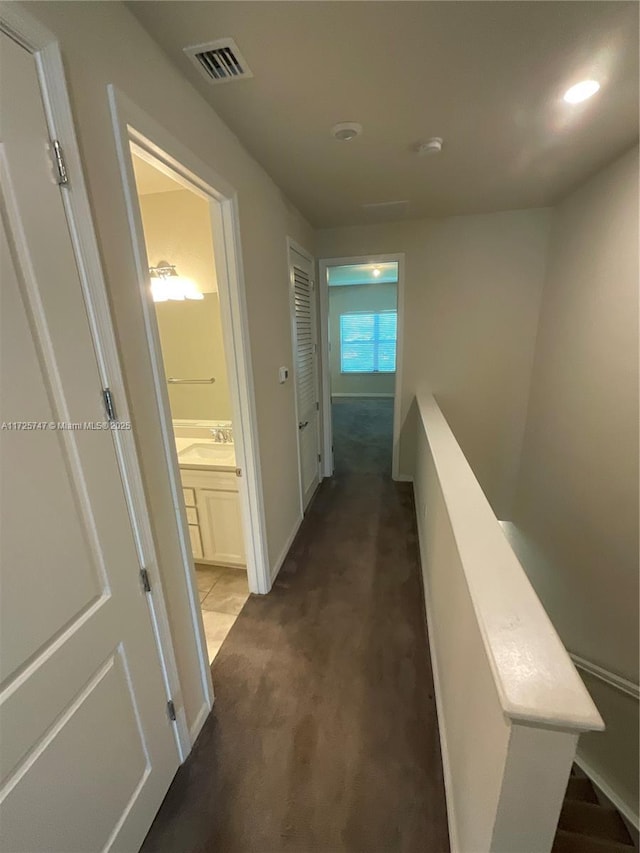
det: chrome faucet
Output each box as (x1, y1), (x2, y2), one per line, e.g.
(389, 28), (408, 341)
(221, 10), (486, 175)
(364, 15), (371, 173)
(210, 427), (233, 443)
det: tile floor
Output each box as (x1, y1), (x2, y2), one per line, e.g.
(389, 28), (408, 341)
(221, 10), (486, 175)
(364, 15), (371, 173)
(195, 564), (250, 663)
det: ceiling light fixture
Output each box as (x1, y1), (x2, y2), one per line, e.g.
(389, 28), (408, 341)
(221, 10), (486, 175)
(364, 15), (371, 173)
(372, 267), (381, 278)
(149, 261), (204, 303)
(332, 122), (363, 142)
(563, 80), (600, 104)
(415, 137), (443, 155)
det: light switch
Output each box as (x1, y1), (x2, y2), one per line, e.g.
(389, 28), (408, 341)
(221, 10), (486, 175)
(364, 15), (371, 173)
(278, 366), (289, 384)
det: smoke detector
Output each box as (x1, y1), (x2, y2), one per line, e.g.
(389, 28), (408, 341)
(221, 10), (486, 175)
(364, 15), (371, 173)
(415, 137), (443, 155)
(332, 122), (363, 142)
(184, 38), (253, 85)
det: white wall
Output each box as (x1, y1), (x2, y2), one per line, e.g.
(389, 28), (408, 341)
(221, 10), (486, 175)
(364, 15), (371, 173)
(138, 189), (233, 421)
(511, 146), (639, 819)
(328, 282), (396, 396)
(318, 209), (551, 517)
(27, 0), (314, 734)
(154, 296), (233, 421)
(138, 188), (218, 295)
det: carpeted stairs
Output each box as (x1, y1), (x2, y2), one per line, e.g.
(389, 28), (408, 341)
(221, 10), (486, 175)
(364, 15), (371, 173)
(553, 766), (635, 852)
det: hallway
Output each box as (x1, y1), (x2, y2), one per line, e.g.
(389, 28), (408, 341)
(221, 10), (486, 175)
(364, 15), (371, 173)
(332, 397), (394, 477)
(142, 397), (449, 853)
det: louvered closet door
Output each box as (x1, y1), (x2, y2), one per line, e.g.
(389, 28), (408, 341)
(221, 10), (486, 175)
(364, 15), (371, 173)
(290, 247), (320, 509)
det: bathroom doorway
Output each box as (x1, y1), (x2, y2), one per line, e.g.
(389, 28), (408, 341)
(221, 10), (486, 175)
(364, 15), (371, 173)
(109, 91), (273, 724)
(129, 151), (250, 663)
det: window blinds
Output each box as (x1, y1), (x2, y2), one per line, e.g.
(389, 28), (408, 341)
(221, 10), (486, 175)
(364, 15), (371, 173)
(339, 311), (397, 373)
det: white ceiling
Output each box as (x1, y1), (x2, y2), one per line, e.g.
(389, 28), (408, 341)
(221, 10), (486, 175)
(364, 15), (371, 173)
(128, 1), (639, 227)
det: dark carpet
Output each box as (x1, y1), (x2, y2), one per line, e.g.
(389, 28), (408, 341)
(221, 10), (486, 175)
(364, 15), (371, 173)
(332, 397), (394, 476)
(141, 397), (449, 853)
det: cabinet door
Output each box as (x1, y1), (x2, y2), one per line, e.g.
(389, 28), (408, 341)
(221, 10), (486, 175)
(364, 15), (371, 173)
(188, 525), (203, 560)
(198, 490), (246, 566)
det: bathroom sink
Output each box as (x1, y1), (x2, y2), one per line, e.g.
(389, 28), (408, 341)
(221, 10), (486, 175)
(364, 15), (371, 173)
(177, 441), (235, 468)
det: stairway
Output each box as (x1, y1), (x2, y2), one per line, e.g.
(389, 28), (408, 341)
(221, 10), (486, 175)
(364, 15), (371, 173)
(552, 766), (635, 852)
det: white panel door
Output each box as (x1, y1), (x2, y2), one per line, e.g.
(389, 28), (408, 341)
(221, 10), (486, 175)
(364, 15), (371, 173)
(290, 247), (320, 509)
(0, 32), (179, 852)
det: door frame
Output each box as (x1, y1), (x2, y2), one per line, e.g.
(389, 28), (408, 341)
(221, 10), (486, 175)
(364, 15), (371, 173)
(318, 253), (406, 480)
(287, 238), (321, 513)
(0, 3), (192, 759)
(108, 87), (271, 633)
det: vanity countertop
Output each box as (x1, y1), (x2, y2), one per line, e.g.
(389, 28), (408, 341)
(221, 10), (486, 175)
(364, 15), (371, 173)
(175, 436), (236, 471)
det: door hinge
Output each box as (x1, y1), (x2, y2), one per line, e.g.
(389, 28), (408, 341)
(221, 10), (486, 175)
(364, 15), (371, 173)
(235, 467), (242, 478)
(318, 453), (322, 462)
(316, 401), (320, 411)
(140, 568), (151, 593)
(102, 387), (116, 422)
(167, 700), (177, 722)
(52, 139), (69, 186)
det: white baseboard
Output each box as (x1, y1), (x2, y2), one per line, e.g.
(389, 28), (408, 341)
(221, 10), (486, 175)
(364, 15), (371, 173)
(331, 392), (394, 398)
(415, 516), (460, 853)
(394, 473), (413, 483)
(575, 754), (640, 837)
(570, 653), (639, 700)
(270, 513), (303, 583)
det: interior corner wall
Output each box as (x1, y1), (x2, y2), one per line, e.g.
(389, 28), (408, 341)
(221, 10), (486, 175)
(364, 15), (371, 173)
(510, 147), (639, 817)
(329, 283), (397, 396)
(26, 0), (315, 735)
(318, 208), (551, 517)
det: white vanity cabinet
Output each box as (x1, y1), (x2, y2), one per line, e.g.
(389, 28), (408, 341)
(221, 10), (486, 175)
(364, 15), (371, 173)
(180, 468), (245, 567)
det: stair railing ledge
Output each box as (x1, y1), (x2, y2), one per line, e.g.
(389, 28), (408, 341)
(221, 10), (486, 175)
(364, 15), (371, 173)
(413, 390), (608, 853)
(415, 390), (604, 735)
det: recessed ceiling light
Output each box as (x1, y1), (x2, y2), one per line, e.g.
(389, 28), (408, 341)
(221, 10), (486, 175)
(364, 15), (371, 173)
(563, 80), (600, 104)
(332, 122), (363, 142)
(372, 267), (381, 277)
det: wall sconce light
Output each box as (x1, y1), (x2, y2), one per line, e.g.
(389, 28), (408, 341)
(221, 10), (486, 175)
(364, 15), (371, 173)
(149, 260), (204, 302)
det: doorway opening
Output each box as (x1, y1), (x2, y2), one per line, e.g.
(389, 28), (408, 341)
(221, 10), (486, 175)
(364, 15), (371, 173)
(319, 256), (404, 479)
(109, 86), (272, 731)
(129, 151), (249, 664)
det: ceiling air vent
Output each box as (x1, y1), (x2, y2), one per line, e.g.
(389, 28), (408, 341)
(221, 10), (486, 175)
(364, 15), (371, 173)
(184, 38), (253, 85)
(362, 201), (410, 220)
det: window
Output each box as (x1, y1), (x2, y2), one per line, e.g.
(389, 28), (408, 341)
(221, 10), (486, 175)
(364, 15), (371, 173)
(340, 311), (397, 373)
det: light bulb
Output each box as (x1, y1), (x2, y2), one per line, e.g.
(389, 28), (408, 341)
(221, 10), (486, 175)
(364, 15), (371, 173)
(180, 278), (204, 300)
(563, 80), (600, 104)
(167, 278), (186, 301)
(149, 264), (202, 301)
(151, 279), (170, 302)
